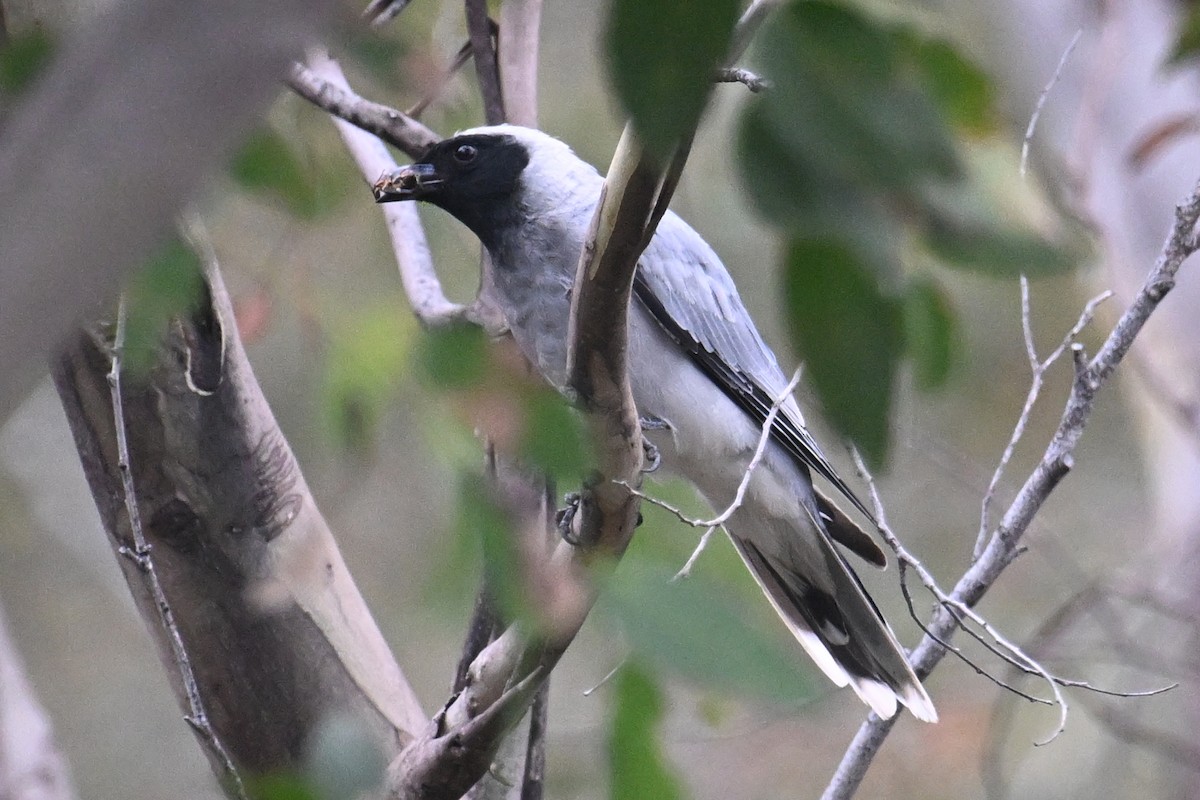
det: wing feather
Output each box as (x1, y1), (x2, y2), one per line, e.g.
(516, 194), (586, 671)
(637, 212), (876, 523)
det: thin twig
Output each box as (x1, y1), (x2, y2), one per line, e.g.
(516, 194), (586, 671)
(582, 659), (626, 697)
(406, 39), (475, 119)
(715, 67), (770, 92)
(622, 367), (803, 532)
(673, 526), (722, 581)
(1021, 28), (1083, 177)
(363, 0), (413, 26)
(109, 297), (247, 800)
(974, 279), (1111, 558)
(520, 681), (548, 800)
(821, 176), (1200, 800)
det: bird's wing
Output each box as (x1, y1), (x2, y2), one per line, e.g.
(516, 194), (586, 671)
(636, 212), (876, 524)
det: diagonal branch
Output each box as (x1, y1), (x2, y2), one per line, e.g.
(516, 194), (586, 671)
(820, 176), (1200, 800)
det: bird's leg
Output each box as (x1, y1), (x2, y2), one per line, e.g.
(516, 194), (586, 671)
(638, 414), (672, 473)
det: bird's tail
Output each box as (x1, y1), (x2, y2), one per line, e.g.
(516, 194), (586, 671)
(726, 506), (937, 723)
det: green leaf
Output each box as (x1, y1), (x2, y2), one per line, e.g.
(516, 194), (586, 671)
(904, 277), (958, 390)
(782, 239), (902, 467)
(922, 209), (1076, 277)
(600, 558), (816, 703)
(608, 663), (686, 800)
(247, 773), (318, 800)
(123, 238), (206, 375)
(322, 305), (412, 451)
(737, 105), (896, 266)
(416, 323), (489, 390)
(606, 0), (740, 160)
(751, 2), (960, 193)
(902, 35), (997, 136)
(0, 28), (54, 94)
(230, 128), (333, 219)
(519, 388), (591, 482)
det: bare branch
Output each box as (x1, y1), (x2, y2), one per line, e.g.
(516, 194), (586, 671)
(822, 175), (1200, 800)
(287, 61), (439, 160)
(55, 254), (426, 788)
(624, 367), (803, 532)
(465, 0), (505, 125)
(1020, 28), (1083, 176)
(300, 53), (473, 330)
(363, 0), (413, 26)
(519, 684), (548, 800)
(975, 280), (1112, 557)
(498, 0), (542, 127)
(715, 67), (769, 92)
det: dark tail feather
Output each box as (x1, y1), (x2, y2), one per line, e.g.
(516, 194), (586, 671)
(728, 527), (936, 722)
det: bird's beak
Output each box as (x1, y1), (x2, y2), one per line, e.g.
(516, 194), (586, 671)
(372, 163), (442, 202)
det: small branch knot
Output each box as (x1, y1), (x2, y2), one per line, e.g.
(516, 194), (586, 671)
(1145, 278), (1175, 302)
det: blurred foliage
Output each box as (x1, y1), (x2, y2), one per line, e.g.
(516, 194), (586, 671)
(453, 470), (529, 623)
(416, 322), (490, 390)
(416, 325), (591, 483)
(247, 774), (317, 800)
(0, 26), (53, 95)
(734, 0), (1086, 464)
(600, 555), (817, 703)
(304, 712), (387, 800)
(781, 239), (902, 466)
(321, 303), (413, 451)
(608, 662), (686, 800)
(341, 24), (411, 88)
(1168, 3), (1200, 65)
(123, 236), (206, 376)
(230, 127), (350, 219)
(519, 387), (591, 481)
(606, 0), (740, 161)
(904, 276), (959, 391)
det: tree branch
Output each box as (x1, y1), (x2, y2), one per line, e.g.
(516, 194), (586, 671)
(497, 0), (542, 128)
(287, 61), (440, 161)
(821, 176), (1200, 800)
(54, 250), (427, 790)
(297, 53), (474, 330)
(465, 0), (504, 125)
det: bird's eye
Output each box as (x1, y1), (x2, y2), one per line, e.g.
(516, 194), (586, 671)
(454, 144), (478, 163)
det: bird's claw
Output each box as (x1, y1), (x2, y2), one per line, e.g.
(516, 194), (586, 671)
(639, 414), (672, 431)
(638, 414), (670, 473)
(557, 492), (581, 545)
(641, 440), (661, 473)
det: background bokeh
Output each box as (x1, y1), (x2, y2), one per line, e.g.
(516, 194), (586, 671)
(1, 0), (1198, 798)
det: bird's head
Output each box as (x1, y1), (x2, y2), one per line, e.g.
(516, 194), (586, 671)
(372, 125), (600, 244)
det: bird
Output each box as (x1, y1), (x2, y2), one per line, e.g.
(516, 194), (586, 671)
(373, 124), (936, 723)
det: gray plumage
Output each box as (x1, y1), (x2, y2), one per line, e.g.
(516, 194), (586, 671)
(375, 124), (936, 723)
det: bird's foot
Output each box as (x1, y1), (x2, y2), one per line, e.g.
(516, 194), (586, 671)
(639, 414), (672, 431)
(638, 414), (671, 473)
(557, 492), (581, 545)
